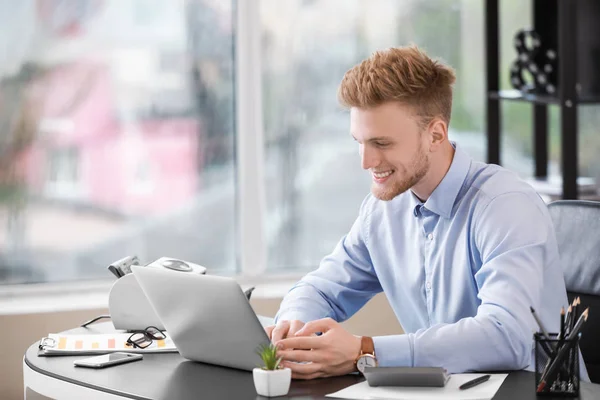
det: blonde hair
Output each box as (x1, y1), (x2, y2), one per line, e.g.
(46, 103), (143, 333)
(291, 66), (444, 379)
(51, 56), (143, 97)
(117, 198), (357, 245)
(338, 46), (456, 127)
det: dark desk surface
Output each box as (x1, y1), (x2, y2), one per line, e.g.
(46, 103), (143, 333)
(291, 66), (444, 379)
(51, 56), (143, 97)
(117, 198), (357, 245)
(25, 323), (600, 400)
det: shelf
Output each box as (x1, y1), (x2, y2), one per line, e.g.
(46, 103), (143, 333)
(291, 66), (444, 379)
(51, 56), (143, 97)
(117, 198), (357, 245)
(488, 90), (600, 105)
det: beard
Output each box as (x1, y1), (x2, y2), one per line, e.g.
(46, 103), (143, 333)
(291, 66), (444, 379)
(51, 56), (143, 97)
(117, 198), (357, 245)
(371, 143), (430, 201)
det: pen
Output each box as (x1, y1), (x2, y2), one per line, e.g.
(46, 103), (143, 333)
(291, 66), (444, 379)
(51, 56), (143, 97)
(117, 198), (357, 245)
(459, 374), (491, 390)
(530, 306), (555, 354)
(530, 306), (551, 341)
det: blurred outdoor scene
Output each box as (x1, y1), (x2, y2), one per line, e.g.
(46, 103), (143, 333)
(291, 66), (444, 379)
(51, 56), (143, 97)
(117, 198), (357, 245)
(1, 0), (599, 284)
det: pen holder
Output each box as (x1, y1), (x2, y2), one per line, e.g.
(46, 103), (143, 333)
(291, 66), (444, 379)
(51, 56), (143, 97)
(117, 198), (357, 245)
(534, 332), (579, 397)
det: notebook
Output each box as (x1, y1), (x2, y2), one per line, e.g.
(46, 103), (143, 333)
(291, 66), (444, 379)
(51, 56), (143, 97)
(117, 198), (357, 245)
(37, 333), (178, 356)
(326, 373), (508, 400)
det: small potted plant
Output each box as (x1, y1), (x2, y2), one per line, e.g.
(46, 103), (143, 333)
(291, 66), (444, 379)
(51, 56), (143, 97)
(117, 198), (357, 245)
(253, 343), (291, 397)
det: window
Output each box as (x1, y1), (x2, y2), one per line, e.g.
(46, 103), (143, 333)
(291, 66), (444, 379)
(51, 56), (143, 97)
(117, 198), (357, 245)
(0, 0), (236, 284)
(1, 1), (597, 285)
(45, 146), (81, 198)
(259, 0), (598, 272)
(260, 0), (533, 271)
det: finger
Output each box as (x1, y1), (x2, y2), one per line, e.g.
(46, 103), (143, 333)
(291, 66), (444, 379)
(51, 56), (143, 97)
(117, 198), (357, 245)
(265, 325), (275, 339)
(295, 318), (336, 337)
(279, 349), (322, 363)
(292, 371), (323, 380)
(287, 320), (305, 337)
(277, 336), (324, 351)
(271, 320), (290, 343)
(282, 360), (322, 377)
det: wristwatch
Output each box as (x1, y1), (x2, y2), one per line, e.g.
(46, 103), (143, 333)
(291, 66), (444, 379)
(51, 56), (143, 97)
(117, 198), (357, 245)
(355, 336), (378, 373)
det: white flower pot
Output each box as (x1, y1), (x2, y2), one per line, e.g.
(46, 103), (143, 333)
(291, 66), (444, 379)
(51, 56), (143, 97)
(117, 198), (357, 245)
(253, 367), (292, 397)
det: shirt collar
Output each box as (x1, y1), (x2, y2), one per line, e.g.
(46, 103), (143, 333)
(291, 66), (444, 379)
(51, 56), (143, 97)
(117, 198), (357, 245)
(419, 142), (471, 219)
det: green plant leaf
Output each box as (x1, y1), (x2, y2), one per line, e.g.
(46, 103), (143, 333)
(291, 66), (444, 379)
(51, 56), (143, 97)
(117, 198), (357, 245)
(255, 343), (281, 370)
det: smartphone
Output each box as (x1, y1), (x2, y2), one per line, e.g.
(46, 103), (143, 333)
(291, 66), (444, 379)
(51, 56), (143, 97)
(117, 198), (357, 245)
(73, 352), (143, 368)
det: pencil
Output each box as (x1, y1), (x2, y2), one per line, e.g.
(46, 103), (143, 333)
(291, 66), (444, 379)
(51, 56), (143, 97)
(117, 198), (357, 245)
(537, 308), (589, 392)
(564, 305), (572, 336)
(559, 307), (565, 340)
(570, 298), (579, 332)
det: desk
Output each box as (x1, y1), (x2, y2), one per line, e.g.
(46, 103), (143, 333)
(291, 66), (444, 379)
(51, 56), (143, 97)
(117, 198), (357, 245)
(23, 323), (600, 400)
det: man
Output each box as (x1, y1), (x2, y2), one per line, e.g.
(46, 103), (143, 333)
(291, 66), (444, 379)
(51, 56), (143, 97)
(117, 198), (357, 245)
(265, 46), (587, 381)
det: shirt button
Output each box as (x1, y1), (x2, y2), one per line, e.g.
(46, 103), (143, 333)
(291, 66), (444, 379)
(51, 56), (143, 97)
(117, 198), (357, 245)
(426, 282), (432, 291)
(427, 233), (433, 240)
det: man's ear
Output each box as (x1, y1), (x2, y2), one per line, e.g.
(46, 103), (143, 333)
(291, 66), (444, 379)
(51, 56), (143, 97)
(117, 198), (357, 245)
(428, 118), (448, 151)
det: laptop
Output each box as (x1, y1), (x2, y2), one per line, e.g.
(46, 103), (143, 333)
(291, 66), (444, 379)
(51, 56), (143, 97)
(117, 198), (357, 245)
(131, 265), (271, 371)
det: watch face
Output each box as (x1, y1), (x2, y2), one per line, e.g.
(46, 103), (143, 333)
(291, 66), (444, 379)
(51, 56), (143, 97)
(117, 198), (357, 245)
(357, 354), (377, 373)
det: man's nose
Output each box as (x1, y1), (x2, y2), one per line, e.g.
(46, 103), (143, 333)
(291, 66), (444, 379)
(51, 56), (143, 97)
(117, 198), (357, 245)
(360, 145), (378, 170)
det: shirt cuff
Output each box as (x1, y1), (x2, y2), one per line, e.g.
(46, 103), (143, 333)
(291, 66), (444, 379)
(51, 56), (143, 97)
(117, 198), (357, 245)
(373, 334), (413, 367)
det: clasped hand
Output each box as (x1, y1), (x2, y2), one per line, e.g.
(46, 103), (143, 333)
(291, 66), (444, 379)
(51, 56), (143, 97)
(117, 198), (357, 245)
(265, 318), (361, 380)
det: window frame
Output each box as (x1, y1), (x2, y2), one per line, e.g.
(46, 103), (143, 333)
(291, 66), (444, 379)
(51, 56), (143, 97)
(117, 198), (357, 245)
(235, 0), (268, 276)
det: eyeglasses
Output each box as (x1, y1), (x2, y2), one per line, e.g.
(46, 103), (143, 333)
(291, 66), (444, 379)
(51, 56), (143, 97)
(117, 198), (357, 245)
(126, 326), (166, 349)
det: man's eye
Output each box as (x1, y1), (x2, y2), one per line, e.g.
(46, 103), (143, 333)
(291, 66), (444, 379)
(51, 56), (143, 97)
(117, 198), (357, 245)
(374, 142), (389, 147)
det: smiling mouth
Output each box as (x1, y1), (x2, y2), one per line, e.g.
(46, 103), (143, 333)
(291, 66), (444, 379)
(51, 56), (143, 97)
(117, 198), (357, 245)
(372, 170), (394, 179)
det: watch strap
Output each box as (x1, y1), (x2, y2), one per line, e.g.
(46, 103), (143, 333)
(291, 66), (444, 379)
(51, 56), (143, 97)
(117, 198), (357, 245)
(360, 336), (375, 356)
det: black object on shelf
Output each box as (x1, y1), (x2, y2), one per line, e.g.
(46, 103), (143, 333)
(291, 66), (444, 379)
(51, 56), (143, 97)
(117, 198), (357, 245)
(509, 29), (557, 95)
(485, 0), (600, 200)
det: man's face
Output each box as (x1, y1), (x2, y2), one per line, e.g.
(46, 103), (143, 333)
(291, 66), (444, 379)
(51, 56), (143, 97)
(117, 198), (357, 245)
(350, 102), (430, 201)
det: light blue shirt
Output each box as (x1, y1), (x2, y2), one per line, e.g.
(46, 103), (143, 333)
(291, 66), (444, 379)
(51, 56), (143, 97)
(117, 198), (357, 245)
(276, 143), (589, 380)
